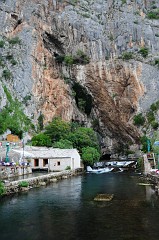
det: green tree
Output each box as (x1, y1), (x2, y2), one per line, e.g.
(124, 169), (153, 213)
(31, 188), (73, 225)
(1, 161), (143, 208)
(53, 139), (73, 149)
(140, 135), (151, 153)
(45, 117), (71, 142)
(133, 113), (145, 126)
(67, 127), (100, 152)
(38, 113), (44, 131)
(31, 133), (52, 147)
(81, 147), (100, 167)
(0, 87), (32, 137)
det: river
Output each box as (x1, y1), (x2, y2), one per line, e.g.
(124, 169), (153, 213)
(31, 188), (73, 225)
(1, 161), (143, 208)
(0, 172), (159, 240)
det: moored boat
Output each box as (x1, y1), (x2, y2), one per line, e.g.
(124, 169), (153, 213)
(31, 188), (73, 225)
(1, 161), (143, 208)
(86, 166), (114, 173)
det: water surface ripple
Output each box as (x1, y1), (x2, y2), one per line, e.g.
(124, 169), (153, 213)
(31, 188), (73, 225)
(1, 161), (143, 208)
(0, 173), (159, 240)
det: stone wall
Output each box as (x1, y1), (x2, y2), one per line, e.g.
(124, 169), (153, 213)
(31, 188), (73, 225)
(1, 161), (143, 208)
(2, 168), (83, 196)
(0, 166), (32, 180)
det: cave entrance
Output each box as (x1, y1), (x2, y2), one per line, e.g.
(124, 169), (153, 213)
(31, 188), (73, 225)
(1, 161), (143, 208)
(100, 154), (111, 161)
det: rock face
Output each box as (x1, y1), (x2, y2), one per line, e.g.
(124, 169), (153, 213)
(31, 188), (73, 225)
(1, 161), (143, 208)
(0, 0), (159, 150)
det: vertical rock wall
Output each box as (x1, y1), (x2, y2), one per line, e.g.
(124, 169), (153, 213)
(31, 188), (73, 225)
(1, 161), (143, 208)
(0, 0), (159, 149)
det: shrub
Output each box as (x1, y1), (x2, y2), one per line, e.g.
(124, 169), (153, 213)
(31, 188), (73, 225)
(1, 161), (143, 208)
(64, 55), (74, 65)
(0, 40), (5, 48)
(122, 52), (133, 60)
(138, 47), (149, 58)
(78, 98), (86, 111)
(146, 111), (155, 123)
(74, 50), (90, 64)
(22, 95), (31, 105)
(10, 59), (17, 65)
(137, 157), (144, 171)
(55, 55), (65, 63)
(2, 69), (12, 79)
(38, 113), (44, 131)
(155, 100), (159, 109)
(6, 54), (14, 60)
(0, 57), (4, 67)
(150, 103), (158, 111)
(8, 36), (21, 45)
(147, 10), (159, 19)
(155, 59), (159, 66)
(19, 181), (29, 188)
(151, 121), (158, 129)
(133, 113), (145, 126)
(0, 181), (5, 196)
(65, 166), (71, 170)
(122, 0), (126, 4)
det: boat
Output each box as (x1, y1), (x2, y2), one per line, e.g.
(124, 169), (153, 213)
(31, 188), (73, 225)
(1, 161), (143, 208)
(86, 166), (114, 173)
(106, 161), (135, 167)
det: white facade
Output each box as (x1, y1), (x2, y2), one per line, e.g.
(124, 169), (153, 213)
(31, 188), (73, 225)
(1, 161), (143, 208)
(14, 147), (81, 171)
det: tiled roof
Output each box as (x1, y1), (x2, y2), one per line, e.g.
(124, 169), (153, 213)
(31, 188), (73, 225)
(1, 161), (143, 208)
(13, 146), (79, 159)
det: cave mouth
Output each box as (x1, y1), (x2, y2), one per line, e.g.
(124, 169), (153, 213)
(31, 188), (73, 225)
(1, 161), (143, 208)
(72, 82), (93, 115)
(100, 154), (111, 161)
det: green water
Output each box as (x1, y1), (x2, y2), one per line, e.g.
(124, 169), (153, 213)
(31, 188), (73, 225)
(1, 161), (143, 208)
(0, 172), (159, 240)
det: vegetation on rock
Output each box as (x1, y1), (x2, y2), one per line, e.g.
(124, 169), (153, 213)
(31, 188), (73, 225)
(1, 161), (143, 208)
(8, 36), (21, 45)
(147, 9), (159, 19)
(0, 86), (33, 138)
(0, 181), (5, 196)
(138, 47), (149, 58)
(122, 52), (133, 60)
(55, 50), (90, 65)
(19, 181), (29, 188)
(133, 113), (145, 126)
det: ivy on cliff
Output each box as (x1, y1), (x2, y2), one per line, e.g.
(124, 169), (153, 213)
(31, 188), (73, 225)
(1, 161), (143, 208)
(0, 86), (33, 138)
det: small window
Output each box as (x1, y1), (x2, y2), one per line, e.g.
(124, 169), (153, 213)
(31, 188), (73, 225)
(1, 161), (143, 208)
(57, 161), (60, 166)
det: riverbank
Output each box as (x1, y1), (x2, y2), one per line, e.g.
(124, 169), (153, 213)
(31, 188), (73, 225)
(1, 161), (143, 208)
(146, 173), (159, 193)
(1, 168), (84, 196)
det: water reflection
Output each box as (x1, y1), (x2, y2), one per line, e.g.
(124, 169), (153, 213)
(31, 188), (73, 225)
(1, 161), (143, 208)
(8, 171), (48, 181)
(0, 173), (159, 240)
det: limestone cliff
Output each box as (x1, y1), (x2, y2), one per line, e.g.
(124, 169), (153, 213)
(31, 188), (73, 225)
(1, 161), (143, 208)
(0, 0), (159, 151)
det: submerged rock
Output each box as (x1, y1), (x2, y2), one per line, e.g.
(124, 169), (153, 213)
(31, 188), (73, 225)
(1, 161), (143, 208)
(94, 194), (114, 202)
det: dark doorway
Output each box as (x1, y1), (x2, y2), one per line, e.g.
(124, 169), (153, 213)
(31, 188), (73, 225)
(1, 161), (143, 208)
(43, 159), (48, 166)
(34, 159), (39, 167)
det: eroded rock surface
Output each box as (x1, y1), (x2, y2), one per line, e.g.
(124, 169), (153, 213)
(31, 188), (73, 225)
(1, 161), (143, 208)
(0, 0), (159, 150)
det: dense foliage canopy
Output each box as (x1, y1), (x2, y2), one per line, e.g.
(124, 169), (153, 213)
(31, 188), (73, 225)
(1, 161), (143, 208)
(81, 147), (100, 166)
(31, 117), (101, 166)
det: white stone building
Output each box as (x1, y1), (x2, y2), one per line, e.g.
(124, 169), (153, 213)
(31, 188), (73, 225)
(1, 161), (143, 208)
(13, 146), (82, 171)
